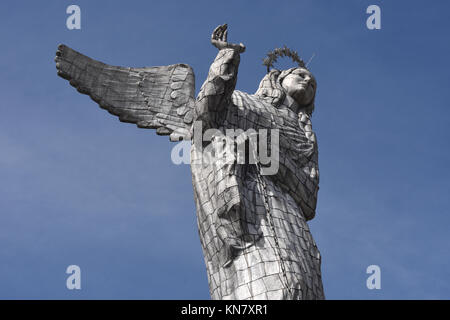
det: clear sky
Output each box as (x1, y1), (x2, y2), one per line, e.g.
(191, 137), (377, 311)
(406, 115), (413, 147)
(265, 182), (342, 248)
(0, 0), (449, 299)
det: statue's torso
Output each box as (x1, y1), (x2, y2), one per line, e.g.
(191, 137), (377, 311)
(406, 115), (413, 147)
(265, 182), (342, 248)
(190, 90), (323, 300)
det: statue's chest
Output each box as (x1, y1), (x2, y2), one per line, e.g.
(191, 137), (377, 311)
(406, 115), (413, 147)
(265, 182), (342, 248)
(228, 91), (288, 128)
(227, 91), (304, 144)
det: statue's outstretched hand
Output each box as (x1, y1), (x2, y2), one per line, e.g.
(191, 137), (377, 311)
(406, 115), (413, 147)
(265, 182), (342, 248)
(211, 24), (245, 53)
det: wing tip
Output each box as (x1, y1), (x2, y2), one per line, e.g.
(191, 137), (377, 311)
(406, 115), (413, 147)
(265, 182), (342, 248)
(55, 44), (69, 79)
(57, 70), (71, 80)
(55, 44), (66, 59)
(57, 43), (67, 51)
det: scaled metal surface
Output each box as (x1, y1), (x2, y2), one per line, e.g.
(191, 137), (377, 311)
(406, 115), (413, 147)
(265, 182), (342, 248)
(54, 24), (324, 300)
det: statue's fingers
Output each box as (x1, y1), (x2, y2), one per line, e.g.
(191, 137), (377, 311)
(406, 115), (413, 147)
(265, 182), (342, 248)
(212, 25), (221, 40)
(223, 29), (228, 42)
(211, 31), (217, 41)
(216, 28), (224, 41)
(219, 24), (227, 37)
(239, 43), (246, 53)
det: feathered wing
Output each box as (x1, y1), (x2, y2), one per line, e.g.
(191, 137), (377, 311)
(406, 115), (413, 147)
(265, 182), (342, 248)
(55, 44), (195, 141)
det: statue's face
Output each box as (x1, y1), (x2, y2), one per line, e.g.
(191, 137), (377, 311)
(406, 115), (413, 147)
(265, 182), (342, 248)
(281, 68), (316, 106)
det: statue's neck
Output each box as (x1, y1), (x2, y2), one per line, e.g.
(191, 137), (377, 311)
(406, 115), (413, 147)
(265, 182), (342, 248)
(279, 95), (304, 116)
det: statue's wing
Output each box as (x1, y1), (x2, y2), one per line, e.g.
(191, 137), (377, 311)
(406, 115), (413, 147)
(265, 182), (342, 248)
(55, 44), (195, 141)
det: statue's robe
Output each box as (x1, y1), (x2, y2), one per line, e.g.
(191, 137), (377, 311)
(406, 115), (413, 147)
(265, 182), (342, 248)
(191, 49), (324, 299)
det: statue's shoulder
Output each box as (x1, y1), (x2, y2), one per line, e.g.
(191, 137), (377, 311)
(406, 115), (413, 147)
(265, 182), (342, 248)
(228, 90), (282, 129)
(231, 90), (274, 115)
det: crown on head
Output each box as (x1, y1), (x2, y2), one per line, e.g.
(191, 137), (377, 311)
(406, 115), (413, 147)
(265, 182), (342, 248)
(263, 46), (307, 73)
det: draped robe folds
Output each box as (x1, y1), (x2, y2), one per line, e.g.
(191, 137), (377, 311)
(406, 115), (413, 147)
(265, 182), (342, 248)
(191, 48), (325, 299)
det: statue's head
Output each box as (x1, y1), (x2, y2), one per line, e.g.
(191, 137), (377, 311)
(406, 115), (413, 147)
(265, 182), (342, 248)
(255, 67), (317, 116)
(257, 47), (316, 115)
(280, 68), (316, 107)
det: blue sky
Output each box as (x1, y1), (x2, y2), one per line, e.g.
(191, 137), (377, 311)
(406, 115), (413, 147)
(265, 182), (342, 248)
(0, 0), (449, 299)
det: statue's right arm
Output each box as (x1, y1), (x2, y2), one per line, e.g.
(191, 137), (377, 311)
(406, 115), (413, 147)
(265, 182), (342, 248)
(195, 24), (245, 130)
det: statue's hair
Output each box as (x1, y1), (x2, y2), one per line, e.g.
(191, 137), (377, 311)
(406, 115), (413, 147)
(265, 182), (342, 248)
(255, 68), (316, 116)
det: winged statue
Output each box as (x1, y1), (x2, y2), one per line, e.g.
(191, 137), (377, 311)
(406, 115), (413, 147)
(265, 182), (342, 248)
(55, 24), (325, 300)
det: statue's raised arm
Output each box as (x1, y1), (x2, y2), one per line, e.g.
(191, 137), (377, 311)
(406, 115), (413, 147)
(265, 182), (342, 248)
(195, 24), (245, 130)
